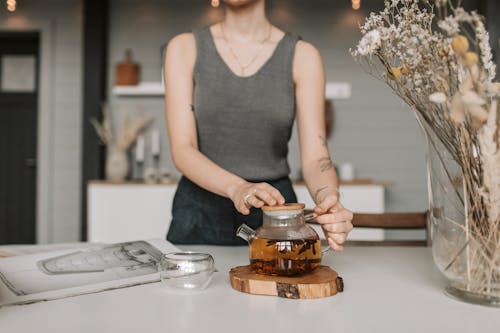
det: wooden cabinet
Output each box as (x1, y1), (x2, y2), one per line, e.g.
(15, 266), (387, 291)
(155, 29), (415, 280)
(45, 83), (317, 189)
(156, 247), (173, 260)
(87, 181), (386, 243)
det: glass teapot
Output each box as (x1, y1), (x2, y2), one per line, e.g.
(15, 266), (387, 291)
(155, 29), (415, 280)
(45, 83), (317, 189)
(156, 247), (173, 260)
(236, 203), (322, 276)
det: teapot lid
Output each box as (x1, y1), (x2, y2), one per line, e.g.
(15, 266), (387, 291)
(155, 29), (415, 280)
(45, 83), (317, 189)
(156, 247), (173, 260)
(261, 203), (305, 211)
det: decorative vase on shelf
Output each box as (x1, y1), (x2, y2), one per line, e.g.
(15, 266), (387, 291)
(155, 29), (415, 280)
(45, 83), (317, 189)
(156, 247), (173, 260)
(416, 113), (500, 307)
(91, 104), (151, 183)
(115, 49), (140, 86)
(105, 145), (129, 182)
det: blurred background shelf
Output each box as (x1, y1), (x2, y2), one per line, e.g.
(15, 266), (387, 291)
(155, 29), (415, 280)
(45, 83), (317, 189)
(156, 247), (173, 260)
(112, 81), (351, 98)
(112, 82), (164, 96)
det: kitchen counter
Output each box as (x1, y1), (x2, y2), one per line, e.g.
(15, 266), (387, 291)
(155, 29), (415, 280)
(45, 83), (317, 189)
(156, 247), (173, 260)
(0, 246), (498, 333)
(88, 182), (390, 243)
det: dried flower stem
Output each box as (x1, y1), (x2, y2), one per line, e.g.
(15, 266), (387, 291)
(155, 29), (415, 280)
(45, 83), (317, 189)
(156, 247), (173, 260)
(91, 103), (152, 151)
(353, 0), (500, 297)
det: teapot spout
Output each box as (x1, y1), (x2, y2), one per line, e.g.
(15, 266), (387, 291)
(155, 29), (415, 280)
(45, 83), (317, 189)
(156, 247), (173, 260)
(236, 224), (256, 243)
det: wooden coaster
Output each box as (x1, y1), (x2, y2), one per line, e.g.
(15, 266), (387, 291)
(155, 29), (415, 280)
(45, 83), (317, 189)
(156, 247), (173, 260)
(229, 265), (343, 299)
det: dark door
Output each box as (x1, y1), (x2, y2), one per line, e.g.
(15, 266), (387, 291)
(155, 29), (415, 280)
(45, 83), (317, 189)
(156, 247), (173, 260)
(0, 32), (39, 244)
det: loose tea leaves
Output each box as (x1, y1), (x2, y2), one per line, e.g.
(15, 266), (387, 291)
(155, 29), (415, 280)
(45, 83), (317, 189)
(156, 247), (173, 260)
(250, 237), (321, 276)
(266, 239), (317, 256)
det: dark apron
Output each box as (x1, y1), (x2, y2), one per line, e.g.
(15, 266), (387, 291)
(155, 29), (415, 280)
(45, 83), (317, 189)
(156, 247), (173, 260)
(166, 176), (297, 245)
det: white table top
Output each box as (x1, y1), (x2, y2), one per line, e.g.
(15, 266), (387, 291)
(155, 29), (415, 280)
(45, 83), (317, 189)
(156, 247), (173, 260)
(0, 246), (498, 333)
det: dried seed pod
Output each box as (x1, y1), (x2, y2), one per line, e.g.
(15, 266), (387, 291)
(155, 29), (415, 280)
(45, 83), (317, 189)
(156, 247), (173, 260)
(464, 52), (479, 67)
(451, 35), (469, 55)
(399, 64), (410, 75)
(429, 92), (447, 104)
(438, 49), (449, 58)
(387, 67), (402, 80)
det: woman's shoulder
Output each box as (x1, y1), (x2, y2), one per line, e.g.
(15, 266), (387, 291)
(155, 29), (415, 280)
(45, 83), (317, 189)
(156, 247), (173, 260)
(293, 38), (323, 67)
(164, 32), (196, 69)
(167, 32), (196, 51)
(292, 38), (324, 81)
(280, 31), (321, 60)
(294, 38), (321, 59)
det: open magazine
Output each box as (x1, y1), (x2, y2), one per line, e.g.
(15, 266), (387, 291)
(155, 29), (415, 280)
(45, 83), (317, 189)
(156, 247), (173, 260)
(0, 239), (179, 307)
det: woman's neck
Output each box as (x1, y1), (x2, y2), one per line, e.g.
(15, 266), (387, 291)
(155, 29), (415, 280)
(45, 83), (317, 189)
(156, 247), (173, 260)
(223, 1), (269, 42)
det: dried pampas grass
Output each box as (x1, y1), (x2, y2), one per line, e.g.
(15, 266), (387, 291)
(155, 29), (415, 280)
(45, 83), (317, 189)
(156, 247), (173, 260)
(116, 113), (152, 150)
(91, 103), (152, 150)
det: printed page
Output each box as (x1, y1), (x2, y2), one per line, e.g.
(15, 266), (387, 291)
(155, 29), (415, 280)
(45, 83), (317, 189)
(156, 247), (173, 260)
(0, 239), (179, 307)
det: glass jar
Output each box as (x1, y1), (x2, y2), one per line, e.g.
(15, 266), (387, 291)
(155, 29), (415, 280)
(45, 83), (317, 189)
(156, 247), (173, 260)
(237, 203), (321, 276)
(417, 112), (500, 307)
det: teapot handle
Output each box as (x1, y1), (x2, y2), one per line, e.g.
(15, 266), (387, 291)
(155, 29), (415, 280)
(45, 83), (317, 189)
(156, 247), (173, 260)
(304, 212), (333, 255)
(322, 246), (332, 254)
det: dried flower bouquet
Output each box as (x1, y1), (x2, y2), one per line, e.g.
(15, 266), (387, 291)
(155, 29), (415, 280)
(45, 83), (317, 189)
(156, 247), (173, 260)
(91, 104), (151, 181)
(91, 104), (151, 151)
(352, 0), (499, 302)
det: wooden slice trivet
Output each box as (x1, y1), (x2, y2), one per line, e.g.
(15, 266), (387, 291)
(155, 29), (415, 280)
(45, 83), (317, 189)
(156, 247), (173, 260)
(229, 265), (343, 299)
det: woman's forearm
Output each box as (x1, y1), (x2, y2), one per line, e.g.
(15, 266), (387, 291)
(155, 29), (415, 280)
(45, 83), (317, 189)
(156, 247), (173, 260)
(302, 156), (339, 204)
(172, 145), (246, 199)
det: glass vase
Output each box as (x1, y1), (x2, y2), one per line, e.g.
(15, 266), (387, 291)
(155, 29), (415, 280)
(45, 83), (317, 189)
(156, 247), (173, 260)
(416, 113), (500, 307)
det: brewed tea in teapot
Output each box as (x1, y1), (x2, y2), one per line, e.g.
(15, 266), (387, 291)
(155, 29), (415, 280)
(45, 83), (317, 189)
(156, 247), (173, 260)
(237, 203), (321, 276)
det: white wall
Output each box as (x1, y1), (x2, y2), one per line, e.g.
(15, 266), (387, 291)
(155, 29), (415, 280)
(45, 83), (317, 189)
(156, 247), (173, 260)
(0, 0), (83, 243)
(108, 0), (428, 213)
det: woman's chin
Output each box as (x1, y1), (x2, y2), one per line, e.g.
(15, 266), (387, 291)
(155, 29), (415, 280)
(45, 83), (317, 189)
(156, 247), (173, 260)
(224, 0), (261, 8)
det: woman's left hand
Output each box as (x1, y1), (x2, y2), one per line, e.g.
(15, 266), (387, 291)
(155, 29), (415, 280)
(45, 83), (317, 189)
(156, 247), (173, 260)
(313, 191), (354, 251)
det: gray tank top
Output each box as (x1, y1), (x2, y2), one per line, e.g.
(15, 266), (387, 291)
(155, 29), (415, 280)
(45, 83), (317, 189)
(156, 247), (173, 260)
(192, 27), (300, 181)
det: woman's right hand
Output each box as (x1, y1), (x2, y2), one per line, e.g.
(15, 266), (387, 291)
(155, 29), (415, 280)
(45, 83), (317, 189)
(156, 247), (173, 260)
(228, 182), (286, 215)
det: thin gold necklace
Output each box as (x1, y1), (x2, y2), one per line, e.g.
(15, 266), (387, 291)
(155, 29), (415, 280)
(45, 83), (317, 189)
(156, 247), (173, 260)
(220, 22), (273, 76)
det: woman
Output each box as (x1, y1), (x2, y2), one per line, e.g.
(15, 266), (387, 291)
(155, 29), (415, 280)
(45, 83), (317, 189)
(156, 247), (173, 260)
(164, 0), (353, 249)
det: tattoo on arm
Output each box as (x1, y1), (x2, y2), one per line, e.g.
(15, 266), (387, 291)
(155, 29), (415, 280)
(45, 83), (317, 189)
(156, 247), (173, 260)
(318, 135), (328, 147)
(318, 157), (334, 172)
